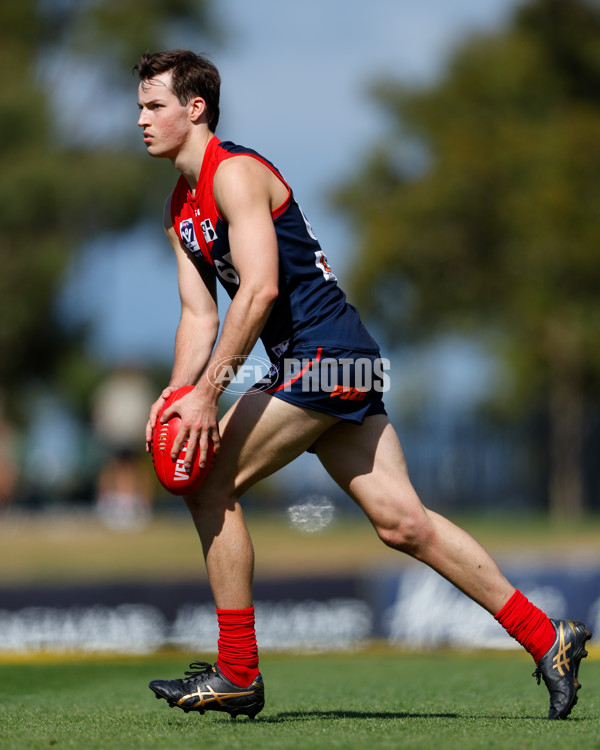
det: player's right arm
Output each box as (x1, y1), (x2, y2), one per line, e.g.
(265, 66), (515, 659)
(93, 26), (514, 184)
(145, 194), (220, 451)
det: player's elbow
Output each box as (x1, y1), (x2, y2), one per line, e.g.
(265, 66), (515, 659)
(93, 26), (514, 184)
(250, 281), (278, 314)
(204, 311), (221, 341)
(181, 308), (220, 345)
(261, 282), (279, 308)
(237, 276), (279, 321)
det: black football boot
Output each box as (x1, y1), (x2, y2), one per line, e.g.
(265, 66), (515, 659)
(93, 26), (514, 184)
(533, 619), (591, 719)
(149, 661), (264, 720)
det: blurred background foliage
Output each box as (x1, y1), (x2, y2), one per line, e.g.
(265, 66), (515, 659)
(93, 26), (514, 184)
(0, 0), (219, 419)
(0, 0), (598, 519)
(334, 0), (600, 515)
(0, 0), (221, 515)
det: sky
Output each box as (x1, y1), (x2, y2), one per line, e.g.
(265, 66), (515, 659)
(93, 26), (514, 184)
(59, 0), (523, 401)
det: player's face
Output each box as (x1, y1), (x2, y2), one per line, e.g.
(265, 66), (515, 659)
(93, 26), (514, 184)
(137, 72), (190, 159)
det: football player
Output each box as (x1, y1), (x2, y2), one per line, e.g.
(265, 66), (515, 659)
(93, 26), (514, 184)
(136, 50), (590, 721)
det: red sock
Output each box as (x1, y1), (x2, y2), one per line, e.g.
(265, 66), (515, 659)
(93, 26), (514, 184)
(494, 589), (556, 662)
(216, 607), (259, 686)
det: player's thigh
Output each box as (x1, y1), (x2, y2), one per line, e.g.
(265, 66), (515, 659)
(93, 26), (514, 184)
(199, 390), (339, 498)
(313, 415), (424, 527)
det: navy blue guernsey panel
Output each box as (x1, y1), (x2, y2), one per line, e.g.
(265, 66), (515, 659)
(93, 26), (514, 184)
(171, 138), (379, 361)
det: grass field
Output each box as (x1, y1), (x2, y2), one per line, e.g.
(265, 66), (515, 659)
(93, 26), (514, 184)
(1, 514), (598, 747)
(0, 649), (598, 750)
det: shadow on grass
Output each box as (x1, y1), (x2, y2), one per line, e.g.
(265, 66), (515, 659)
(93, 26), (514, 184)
(260, 710), (460, 723)
(258, 710), (584, 723)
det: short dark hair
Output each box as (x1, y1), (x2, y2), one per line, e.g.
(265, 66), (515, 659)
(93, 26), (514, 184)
(135, 50), (221, 132)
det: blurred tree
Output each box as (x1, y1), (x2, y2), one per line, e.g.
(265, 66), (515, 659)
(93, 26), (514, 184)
(0, 0), (219, 419)
(333, 0), (600, 516)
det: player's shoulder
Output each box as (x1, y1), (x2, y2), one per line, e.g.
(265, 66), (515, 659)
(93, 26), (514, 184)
(214, 140), (273, 176)
(215, 151), (266, 179)
(214, 150), (280, 202)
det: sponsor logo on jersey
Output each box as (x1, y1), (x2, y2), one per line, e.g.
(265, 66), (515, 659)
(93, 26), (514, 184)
(201, 218), (217, 244)
(315, 251), (337, 281)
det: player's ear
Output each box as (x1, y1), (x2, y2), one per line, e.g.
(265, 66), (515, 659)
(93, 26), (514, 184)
(189, 96), (207, 124)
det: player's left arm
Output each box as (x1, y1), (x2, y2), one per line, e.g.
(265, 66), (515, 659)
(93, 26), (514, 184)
(163, 156), (280, 470)
(210, 155), (281, 371)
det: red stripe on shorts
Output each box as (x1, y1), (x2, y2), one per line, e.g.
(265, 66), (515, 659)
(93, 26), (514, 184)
(267, 347), (322, 393)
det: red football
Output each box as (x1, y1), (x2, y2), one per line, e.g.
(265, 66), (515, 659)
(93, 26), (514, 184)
(151, 386), (215, 495)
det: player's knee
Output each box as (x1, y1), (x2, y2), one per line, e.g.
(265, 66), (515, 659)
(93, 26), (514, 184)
(184, 486), (234, 514)
(375, 512), (433, 556)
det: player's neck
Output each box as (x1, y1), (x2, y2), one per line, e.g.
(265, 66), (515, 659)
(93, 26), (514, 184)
(172, 130), (215, 193)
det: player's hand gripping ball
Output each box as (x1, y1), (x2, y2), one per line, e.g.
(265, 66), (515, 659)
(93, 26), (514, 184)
(151, 386), (215, 495)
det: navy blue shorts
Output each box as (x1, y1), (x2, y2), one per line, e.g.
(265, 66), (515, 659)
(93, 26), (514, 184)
(255, 346), (388, 425)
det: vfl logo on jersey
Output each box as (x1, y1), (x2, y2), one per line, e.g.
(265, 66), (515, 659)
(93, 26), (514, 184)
(179, 218), (201, 254)
(201, 218), (217, 244)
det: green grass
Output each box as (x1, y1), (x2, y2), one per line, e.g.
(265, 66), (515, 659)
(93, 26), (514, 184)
(0, 650), (598, 749)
